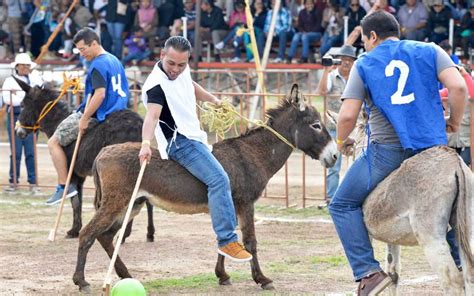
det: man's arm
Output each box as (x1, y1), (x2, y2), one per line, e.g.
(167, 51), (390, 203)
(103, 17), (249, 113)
(336, 98), (363, 151)
(193, 81), (220, 104)
(316, 67), (334, 96)
(78, 87), (105, 133)
(439, 67), (467, 133)
(139, 103), (163, 164)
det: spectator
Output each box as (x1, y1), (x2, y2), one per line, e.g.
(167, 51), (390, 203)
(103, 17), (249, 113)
(215, 0), (247, 62)
(346, 0), (366, 50)
(123, 26), (151, 65)
(397, 0), (428, 41)
(427, 0), (452, 44)
(106, 0), (132, 59)
(182, 0), (197, 44)
(156, 0), (185, 40)
(316, 45), (357, 208)
(286, 0), (322, 63)
(264, 0), (293, 63)
(2, 53), (43, 194)
(200, 0), (229, 62)
(6, 0), (26, 55)
(29, 0), (50, 58)
(320, 0), (345, 56)
(134, 0), (157, 54)
(242, 0), (268, 62)
(459, 4), (474, 59)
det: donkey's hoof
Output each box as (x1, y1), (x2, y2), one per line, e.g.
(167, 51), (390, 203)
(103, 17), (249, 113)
(66, 231), (79, 239)
(79, 284), (91, 294)
(261, 282), (275, 290)
(146, 235), (154, 242)
(219, 278), (232, 286)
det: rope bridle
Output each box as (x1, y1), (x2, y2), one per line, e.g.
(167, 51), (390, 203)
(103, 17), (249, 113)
(16, 74), (82, 132)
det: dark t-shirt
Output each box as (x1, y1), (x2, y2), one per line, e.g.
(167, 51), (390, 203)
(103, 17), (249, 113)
(146, 82), (176, 139)
(79, 69), (106, 117)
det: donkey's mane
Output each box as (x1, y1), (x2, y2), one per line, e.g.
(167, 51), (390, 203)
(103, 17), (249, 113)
(230, 99), (294, 139)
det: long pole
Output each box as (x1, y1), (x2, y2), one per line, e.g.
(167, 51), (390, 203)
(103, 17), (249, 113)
(48, 94), (91, 242)
(102, 162), (148, 294)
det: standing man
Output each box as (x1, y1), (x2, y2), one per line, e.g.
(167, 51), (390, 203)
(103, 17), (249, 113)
(46, 27), (129, 205)
(138, 36), (252, 262)
(2, 53), (43, 193)
(329, 11), (466, 295)
(316, 45), (357, 208)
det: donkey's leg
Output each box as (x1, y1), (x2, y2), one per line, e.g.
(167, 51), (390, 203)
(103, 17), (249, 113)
(97, 221), (133, 279)
(145, 200), (155, 242)
(215, 254), (231, 285)
(413, 222), (464, 295)
(121, 221), (133, 244)
(67, 177), (84, 238)
(238, 205), (273, 290)
(386, 244), (401, 296)
(73, 206), (124, 292)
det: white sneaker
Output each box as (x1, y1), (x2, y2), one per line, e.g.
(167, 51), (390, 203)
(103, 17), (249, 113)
(272, 57), (283, 63)
(232, 40), (239, 48)
(215, 41), (224, 50)
(230, 57), (241, 63)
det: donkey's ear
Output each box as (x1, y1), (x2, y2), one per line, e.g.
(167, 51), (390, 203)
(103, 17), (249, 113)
(289, 83), (305, 111)
(14, 77), (31, 93)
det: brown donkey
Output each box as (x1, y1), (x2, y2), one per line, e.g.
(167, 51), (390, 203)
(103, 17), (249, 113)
(72, 84), (339, 292)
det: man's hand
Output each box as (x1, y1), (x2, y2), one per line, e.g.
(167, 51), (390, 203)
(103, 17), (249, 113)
(337, 137), (355, 156)
(78, 116), (90, 135)
(139, 143), (152, 165)
(446, 118), (460, 134)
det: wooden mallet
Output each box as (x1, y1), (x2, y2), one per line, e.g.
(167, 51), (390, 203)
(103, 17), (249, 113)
(48, 94), (91, 242)
(102, 161), (148, 294)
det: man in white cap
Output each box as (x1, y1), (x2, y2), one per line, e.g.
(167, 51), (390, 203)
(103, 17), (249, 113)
(2, 53), (43, 193)
(317, 44), (357, 208)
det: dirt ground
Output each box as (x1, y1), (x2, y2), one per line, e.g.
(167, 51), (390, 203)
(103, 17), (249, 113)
(0, 145), (463, 295)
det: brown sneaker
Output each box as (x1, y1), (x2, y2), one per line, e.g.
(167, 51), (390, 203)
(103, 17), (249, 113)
(358, 271), (393, 296)
(218, 242), (253, 263)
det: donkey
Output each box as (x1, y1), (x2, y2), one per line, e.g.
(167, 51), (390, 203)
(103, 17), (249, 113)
(363, 146), (473, 295)
(72, 84), (338, 292)
(14, 78), (155, 241)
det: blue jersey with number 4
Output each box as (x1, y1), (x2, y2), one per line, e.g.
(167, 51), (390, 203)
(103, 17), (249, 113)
(78, 53), (129, 122)
(357, 40), (446, 150)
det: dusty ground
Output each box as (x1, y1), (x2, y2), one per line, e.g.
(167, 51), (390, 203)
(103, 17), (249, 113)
(0, 146), (456, 295)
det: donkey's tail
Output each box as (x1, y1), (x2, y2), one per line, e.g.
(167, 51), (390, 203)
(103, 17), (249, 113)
(92, 161), (102, 211)
(455, 158), (473, 275)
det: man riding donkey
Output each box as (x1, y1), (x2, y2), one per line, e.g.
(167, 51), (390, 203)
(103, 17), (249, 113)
(329, 11), (467, 295)
(138, 36), (253, 262)
(46, 27), (129, 205)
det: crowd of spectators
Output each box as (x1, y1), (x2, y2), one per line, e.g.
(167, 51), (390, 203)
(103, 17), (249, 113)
(0, 0), (473, 65)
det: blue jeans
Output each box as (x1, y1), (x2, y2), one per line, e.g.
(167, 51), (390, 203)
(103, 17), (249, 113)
(6, 107), (36, 184)
(326, 129), (341, 200)
(288, 32), (321, 59)
(122, 50), (151, 65)
(274, 30), (293, 59)
(320, 31), (343, 56)
(167, 135), (238, 247)
(106, 22), (126, 59)
(329, 142), (417, 280)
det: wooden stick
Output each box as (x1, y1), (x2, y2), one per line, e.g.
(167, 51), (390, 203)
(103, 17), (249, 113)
(35, 0), (80, 64)
(48, 94), (91, 242)
(102, 161), (148, 294)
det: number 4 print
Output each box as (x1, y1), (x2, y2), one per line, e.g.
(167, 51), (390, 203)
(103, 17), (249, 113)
(111, 74), (126, 97)
(385, 60), (415, 105)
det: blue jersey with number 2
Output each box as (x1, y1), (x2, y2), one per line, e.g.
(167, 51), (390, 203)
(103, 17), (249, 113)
(357, 40), (446, 150)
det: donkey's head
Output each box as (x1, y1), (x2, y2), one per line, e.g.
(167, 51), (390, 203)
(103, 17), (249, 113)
(267, 84), (338, 167)
(15, 78), (60, 138)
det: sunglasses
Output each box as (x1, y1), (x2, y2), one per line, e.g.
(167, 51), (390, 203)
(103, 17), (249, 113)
(350, 3), (359, 6)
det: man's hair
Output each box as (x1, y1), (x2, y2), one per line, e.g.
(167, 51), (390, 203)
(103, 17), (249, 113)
(164, 36), (192, 53)
(73, 27), (101, 45)
(360, 11), (400, 40)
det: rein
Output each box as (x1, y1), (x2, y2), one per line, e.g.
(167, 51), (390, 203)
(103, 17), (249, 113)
(198, 101), (296, 150)
(16, 74), (82, 131)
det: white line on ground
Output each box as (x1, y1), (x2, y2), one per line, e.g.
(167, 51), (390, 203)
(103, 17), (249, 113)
(255, 216), (333, 224)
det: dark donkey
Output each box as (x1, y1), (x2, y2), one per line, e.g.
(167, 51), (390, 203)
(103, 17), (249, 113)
(14, 78), (155, 241)
(73, 84), (338, 292)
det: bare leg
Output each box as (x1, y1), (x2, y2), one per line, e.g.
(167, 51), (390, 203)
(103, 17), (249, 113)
(47, 135), (68, 184)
